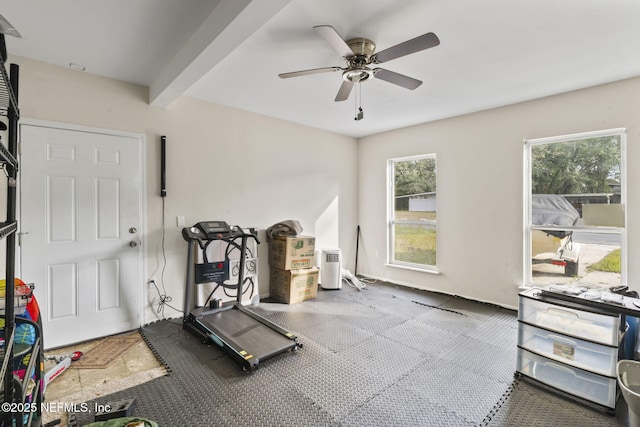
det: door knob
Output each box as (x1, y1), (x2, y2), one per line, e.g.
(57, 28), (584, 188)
(129, 227), (137, 234)
(129, 241), (138, 247)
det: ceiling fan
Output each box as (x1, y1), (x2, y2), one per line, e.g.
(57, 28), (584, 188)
(279, 25), (440, 102)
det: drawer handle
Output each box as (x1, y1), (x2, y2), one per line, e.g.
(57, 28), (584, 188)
(542, 360), (576, 375)
(547, 307), (579, 319)
(548, 334), (577, 347)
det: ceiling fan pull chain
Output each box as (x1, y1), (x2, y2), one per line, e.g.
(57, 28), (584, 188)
(354, 83), (357, 119)
(354, 82), (364, 121)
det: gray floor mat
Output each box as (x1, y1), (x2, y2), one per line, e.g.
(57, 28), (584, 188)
(484, 376), (629, 427)
(68, 282), (632, 426)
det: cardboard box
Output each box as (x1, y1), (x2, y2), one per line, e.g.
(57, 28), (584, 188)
(269, 235), (315, 270)
(269, 266), (319, 304)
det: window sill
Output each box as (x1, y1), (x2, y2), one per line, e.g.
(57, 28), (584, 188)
(385, 263), (440, 275)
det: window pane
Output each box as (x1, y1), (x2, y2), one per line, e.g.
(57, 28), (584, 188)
(390, 156), (437, 269)
(530, 230), (621, 287)
(393, 157), (436, 221)
(528, 132), (623, 288)
(393, 223), (436, 266)
(531, 136), (620, 198)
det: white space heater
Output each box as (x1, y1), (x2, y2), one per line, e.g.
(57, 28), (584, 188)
(321, 249), (342, 290)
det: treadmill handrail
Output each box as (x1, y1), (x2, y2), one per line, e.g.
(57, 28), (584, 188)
(235, 226), (260, 244)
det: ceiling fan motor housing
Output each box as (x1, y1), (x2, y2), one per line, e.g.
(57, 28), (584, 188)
(344, 38), (375, 82)
(347, 37), (376, 57)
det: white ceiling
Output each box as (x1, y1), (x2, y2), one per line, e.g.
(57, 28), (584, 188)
(1, 0), (640, 138)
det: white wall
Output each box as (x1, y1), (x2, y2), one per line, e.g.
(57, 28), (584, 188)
(12, 54), (640, 317)
(358, 76), (640, 309)
(11, 56), (358, 324)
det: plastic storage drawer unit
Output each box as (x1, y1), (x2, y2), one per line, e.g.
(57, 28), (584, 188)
(518, 322), (619, 377)
(518, 291), (620, 346)
(516, 348), (617, 408)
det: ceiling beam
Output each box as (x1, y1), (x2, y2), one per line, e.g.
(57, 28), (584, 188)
(149, 0), (291, 107)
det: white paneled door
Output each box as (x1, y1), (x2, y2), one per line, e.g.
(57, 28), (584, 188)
(19, 123), (143, 349)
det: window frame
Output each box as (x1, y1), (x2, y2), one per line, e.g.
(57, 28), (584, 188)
(523, 128), (627, 287)
(387, 153), (438, 273)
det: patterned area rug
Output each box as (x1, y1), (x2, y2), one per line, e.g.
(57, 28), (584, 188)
(73, 335), (142, 369)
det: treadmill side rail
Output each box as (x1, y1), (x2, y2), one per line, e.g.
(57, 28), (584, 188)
(183, 317), (260, 373)
(236, 304), (299, 342)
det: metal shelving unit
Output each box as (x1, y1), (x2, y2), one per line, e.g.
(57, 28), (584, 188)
(0, 35), (43, 427)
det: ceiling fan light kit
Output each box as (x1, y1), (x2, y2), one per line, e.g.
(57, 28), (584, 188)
(279, 25), (440, 120)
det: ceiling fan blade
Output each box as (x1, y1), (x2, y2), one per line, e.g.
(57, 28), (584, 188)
(279, 66), (341, 79)
(314, 25), (354, 58)
(335, 80), (354, 102)
(0, 14), (21, 38)
(373, 32), (440, 63)
(374, 68), (422, 90)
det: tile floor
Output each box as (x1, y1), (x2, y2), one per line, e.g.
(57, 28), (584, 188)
(42, 330), (165, 425)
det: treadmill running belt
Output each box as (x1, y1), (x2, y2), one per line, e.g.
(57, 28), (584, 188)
(196, 308), (295, 360)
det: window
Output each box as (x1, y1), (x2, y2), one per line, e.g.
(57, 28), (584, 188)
(524, 129), (625, 288)
(388, 154), (437, 271)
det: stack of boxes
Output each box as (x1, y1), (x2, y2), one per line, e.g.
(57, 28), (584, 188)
(268, 235), (319, 304)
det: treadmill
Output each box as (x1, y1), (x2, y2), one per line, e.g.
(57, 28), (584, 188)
(182, 221), (301, 372)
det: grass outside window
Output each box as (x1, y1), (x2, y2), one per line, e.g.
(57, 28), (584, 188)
(393, 220), (436, 266)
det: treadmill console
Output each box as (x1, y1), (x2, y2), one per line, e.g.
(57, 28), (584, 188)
(196, 221), (232, 238)
(182, 221), (236, 243)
